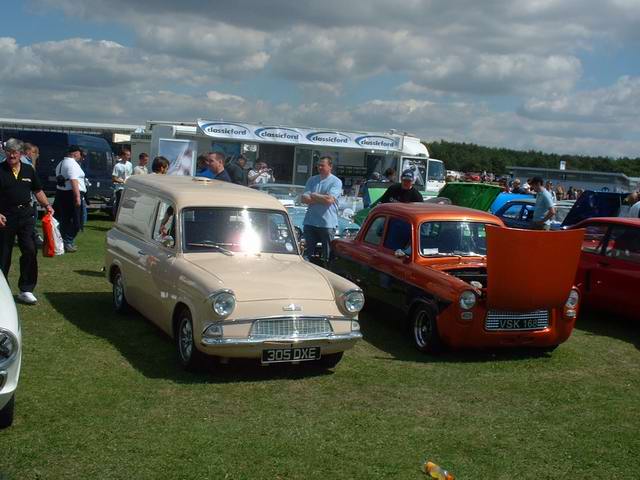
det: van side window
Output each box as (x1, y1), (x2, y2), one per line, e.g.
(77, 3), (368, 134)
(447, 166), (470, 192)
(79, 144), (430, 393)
(153, 201), (176, 248)
(117, 190), (156, 238)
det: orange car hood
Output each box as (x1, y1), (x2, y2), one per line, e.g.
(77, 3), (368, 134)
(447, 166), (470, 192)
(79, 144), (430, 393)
(485, 225), (584, 311)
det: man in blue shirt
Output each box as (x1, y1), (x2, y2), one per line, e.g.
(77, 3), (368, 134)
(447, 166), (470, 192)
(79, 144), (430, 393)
(301, 155), (342, 262)
(196, 152), (231, 182)
(530, 176), (556, 230)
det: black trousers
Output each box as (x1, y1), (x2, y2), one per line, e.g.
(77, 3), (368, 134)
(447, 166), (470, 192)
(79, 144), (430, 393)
(113, 189), (123, 218)
(53, 190), (83, 247)
(0, 207), (38, 292)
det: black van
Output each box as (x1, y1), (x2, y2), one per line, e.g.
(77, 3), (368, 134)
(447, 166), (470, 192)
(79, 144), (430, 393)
(0, 129), (115, 204)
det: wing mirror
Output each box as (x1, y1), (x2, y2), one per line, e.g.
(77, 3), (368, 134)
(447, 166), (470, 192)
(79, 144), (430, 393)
(161, 236), (175, 248)
(394, 248), (412, 261)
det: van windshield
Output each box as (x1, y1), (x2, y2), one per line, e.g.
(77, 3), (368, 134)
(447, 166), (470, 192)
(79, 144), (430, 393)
(182, 207), (298, 255)
(70, 134), (113, 177)
(428, 160), (445, 182)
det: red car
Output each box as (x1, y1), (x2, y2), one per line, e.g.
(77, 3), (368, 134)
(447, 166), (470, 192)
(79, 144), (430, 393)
(572, 217), (640, 319)
(464, 172), (482, 182)
(330, 203), (584, 353)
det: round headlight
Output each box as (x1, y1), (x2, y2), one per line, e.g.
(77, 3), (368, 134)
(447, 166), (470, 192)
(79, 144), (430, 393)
(0, 330), (18, 365)
(565, 289), (579, 309)
(212, 291), (236, 318)
(459, 290), (477, 310)
(343, 290), (365, 314)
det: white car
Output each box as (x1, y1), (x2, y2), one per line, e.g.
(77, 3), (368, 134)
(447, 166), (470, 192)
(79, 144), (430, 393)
(0, 273), (21, 428)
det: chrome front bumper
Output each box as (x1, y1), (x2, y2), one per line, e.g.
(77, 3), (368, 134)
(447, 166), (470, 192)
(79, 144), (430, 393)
(201, 331), (362, 347)
(201, 315), (362, 347)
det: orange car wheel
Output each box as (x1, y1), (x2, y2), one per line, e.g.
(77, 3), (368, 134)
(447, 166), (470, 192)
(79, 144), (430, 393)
(410, 303), (443, 354)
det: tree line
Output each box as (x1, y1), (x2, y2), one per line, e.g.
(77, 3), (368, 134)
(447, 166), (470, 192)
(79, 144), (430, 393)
(426, 140), (640, 177)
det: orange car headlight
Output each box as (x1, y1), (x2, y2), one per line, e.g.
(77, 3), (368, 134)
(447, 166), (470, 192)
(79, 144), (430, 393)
(459, 290), (477, 310)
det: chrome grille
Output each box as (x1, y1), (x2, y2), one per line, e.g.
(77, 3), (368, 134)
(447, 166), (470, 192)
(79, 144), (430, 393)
(250, 317), (333, 338)
(485, 310), (549, 331)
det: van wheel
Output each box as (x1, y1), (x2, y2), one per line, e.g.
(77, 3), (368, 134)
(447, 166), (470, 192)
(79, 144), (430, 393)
(411, 304), (443, 354)
(176, 308), (204, 371)
(112, 269), (130, 314)
(316, 352), (344, 369)
(0, 395), (15, 429)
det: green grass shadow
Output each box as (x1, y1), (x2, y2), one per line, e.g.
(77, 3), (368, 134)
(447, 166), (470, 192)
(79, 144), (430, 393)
(45, 291), (334, 383)
(575, 308), (640, 350)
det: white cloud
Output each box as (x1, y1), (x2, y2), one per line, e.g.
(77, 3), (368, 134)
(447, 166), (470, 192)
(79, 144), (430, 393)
(0, 37), (222, 89)
(521, 76), (640, 123)
(135, 20), (270, 74)
(6, 1), (639, 158)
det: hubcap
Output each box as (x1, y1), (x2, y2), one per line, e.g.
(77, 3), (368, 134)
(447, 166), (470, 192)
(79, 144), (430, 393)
(179, 317), (193, 362)
(414, 311), (432, 348)
(114, 274), (124, 307)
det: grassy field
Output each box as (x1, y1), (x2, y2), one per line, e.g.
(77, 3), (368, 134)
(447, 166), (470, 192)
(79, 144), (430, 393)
(1, 215), (639, 479)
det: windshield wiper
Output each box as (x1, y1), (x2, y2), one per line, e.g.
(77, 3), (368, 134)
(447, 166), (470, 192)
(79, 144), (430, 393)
(186, 241), (234, 256)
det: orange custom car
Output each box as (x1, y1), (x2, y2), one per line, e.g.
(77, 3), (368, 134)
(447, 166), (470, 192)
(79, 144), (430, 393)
(329, 203), (584, 353)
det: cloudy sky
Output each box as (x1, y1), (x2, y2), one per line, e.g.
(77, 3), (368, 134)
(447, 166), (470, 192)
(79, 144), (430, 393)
(2, 0), (639, 157)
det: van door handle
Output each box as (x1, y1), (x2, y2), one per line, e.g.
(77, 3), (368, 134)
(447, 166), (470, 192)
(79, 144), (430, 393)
(138, 250), (146, 256)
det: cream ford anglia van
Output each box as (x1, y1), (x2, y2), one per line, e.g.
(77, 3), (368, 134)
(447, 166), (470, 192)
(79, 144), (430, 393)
(105, 176), (363, 370)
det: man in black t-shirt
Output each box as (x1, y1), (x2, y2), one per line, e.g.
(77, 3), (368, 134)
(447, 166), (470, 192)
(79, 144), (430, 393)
(378, 170), (424, 204)
(0, 138), (54, 304)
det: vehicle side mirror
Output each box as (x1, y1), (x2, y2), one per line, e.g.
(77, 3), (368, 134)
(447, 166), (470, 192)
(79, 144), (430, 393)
(394, 249), (406, 258)
(162, 236), (175, 248)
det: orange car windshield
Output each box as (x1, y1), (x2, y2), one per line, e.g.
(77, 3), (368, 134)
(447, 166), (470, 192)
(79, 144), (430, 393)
(419, 221), (488, 257)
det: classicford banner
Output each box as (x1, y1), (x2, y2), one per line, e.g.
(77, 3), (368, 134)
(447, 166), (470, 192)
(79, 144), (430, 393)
(197, 120), (404, 152)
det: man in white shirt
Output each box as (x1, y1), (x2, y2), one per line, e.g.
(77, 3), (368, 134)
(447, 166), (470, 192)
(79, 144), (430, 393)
(112, 148), (133, 217)
(52, 145), (87, 252)
(133, 152), (149, 175)
(248, 160), (275, 186)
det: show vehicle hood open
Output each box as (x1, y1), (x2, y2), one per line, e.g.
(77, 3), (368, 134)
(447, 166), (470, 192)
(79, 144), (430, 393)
(485, 225), (584, 311)
(561, 190), (627, 227)
(439, 182), (502, 211)
(183, 253), (335, 302)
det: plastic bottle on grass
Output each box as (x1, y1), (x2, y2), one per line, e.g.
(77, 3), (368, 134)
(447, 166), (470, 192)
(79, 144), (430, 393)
(422, 460), (455, 479)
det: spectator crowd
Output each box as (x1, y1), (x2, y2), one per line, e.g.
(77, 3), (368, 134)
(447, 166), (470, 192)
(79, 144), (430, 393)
(2, 135), (639, 306)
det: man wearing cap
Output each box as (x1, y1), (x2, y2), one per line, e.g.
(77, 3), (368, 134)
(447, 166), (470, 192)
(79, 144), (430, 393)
(530, 176), (556, 230)
(301, 155), (342, 263)
(0, 138), (54, 304)
(378, 170), (424, 204)
(53, 145), (87, 252)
